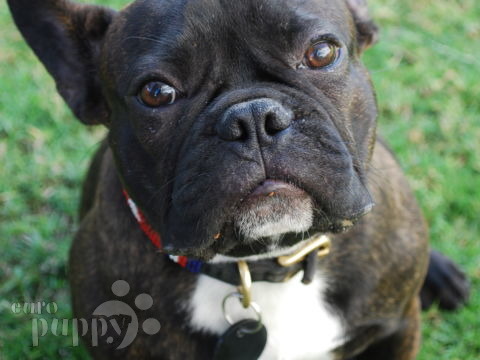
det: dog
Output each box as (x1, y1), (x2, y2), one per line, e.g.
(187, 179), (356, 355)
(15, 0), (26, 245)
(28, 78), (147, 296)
(8, 0), (470, 358)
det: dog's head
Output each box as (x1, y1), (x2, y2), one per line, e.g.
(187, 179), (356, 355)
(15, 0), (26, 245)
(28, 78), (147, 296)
(9, 0), (379, 259)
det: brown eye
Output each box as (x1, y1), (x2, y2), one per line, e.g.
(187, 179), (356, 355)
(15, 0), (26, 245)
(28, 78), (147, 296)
(304, 41), (340, 69)
(139, 81), (177, 107)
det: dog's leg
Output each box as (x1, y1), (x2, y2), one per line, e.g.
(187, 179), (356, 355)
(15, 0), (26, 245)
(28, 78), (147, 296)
(354, 297), (421, 360)
(69, 211), (123, 359)
(420, 250), (470, 311)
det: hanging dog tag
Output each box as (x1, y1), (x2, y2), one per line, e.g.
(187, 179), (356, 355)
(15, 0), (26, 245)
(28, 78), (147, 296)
(213, 319), (267, 360)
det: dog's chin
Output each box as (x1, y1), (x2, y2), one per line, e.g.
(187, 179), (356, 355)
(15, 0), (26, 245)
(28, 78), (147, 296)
(161, 181), (314, 260)
(163, 180), (370, 260)
(204, 179), (314, 260)
(234, 180), (313, 240)
(234, 194), (313, 242)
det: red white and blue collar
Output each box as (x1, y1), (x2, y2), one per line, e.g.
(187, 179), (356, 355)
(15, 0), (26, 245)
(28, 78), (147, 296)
(123, 190), (204, 273)
(122, 190), (331, 285)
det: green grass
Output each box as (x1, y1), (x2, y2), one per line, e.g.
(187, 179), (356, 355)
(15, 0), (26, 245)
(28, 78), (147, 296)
(364, 1), (480, 358)
(0, 0), (479, 358)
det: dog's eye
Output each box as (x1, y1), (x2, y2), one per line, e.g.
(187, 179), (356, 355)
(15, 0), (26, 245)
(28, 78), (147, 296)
(139, 81), (177, 107)
(304, 41), (339, 69)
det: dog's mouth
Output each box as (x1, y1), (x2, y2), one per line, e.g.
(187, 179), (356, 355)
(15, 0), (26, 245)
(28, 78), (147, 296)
(160, 176), (373, 259)
(233, 179), (313, 242)
(216, 178), (374, 258)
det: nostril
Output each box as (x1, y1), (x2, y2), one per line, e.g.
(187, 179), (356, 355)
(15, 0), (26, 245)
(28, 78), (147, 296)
(264, 108), (292, 136)
(217, 111), (251, 142)
(235, 119), (250, 141)
(264, 112), (279, 136)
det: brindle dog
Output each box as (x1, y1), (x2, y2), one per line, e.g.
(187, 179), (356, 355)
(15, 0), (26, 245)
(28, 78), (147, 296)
(8, 0), (469, 359)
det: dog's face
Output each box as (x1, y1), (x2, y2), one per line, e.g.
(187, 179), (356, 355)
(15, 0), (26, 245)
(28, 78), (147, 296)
(9, 0), (379, 259)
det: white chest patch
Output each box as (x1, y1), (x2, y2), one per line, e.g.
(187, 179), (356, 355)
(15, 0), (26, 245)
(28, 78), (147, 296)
(186, 272), (344, 360)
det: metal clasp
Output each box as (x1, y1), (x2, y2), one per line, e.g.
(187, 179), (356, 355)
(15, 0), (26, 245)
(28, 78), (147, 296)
(237, 260), (252, 308)
(277, 234), (331, 267)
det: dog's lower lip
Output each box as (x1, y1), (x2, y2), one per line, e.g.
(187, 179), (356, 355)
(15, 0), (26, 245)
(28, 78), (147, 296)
(248, 179), (306, 198)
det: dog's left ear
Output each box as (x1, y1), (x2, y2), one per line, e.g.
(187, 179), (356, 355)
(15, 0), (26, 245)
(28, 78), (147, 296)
(7, 0), (116, 125)
(345, 0), (379, 53)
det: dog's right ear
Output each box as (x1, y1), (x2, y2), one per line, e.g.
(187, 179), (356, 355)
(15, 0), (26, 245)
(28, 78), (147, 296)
(345, 0), (379, 53)
(7, 0), (116, 125)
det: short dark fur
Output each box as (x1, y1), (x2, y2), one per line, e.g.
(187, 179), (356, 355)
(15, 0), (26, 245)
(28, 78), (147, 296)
(8, 0), (469, 358)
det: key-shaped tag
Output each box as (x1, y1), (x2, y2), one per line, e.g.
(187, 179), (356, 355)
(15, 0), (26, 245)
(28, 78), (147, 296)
(213, 319), (267, 360)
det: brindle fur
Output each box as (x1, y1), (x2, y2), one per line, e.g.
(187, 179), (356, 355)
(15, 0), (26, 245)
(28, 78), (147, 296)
(7, 0), (469, 358)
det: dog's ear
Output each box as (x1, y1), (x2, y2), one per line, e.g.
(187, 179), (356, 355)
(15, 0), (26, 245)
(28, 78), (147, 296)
(7, 0), (116, 125)
(345, 0), (379, 53)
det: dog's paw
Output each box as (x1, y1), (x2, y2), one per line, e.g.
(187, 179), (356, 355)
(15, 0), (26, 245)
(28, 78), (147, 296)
(420, 250), (470, 311)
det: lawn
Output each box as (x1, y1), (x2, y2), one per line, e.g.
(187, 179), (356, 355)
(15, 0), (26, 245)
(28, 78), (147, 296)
(0, 0), (479, 359)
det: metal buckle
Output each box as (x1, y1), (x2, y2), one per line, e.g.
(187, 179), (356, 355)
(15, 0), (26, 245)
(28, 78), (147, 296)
(277, 234), (331, 267)
(235, 235), (330, 306)
(237, 260), (252, 308)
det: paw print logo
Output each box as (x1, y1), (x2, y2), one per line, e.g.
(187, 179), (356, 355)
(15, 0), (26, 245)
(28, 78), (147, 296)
(92, 280), (161, 349)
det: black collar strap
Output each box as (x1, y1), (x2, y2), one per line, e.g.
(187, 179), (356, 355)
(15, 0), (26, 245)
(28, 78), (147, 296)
(123, 190), (331, 286)
(204, 255), (307, 285)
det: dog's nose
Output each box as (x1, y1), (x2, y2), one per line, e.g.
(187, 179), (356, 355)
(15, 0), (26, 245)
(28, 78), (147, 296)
(216, 98), (293, 142)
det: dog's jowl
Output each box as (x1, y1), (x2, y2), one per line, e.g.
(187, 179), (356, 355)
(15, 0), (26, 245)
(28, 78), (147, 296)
(7, 0), (469, 359)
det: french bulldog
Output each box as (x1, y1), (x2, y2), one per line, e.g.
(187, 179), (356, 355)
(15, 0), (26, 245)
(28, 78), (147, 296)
(7, 0), (469, 359)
